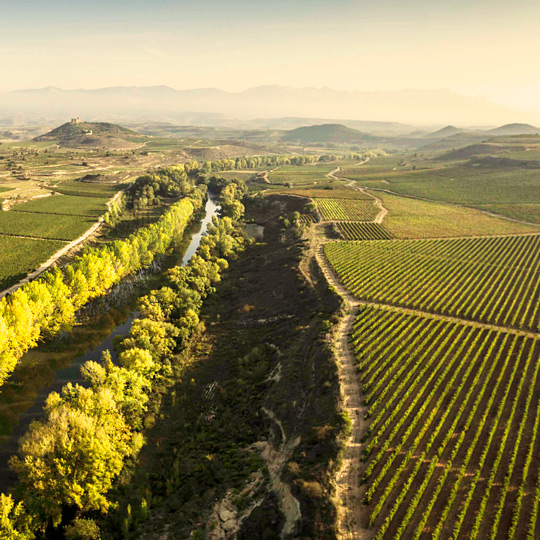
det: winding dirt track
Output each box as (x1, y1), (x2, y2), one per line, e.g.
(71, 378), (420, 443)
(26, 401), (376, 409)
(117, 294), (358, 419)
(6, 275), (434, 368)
(312, 232), (368, 539)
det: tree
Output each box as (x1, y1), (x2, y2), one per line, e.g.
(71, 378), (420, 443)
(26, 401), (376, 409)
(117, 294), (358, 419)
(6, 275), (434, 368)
(0, 495), (35, 540)
(11, 386), (137, 526)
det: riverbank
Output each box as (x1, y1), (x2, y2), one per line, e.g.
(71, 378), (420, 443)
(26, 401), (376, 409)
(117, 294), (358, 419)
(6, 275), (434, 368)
(0, 196), (220, 491)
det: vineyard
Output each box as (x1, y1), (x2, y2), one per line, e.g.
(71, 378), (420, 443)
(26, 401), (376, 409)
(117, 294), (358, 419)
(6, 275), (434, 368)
(350, 305), (540, 539)
(325, 234), (540, 331)
(0, 236), (66, 289)
(280, 188), (374, 200)
(0, 211), (95, 241)
(317, 198), (379, 221)
(337, 222), (393, 240)
(12, 194), (109, 217)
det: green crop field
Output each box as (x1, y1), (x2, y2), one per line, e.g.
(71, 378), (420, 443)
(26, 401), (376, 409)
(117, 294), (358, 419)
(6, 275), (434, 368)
(350, 305), (540, 539)
(325, 234), (540, 331)
(317, 198), (379, 221)
(373, 191), (540, 238)
(337, 222), (393, 240)
(0, 236), (66, 289)
(268, 163), (341, 185)
(52, 179), (120, 198)
(338, 164), (540, 223)
(12, 194), (109, 217)
(0, 211), (95, 241)
(277, 188), (373, 200)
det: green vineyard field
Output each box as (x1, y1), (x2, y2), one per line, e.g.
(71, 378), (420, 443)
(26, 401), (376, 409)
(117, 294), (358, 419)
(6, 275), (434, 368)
(325, 234), (540, 331)
(0, 236), (67, 289)
(317, 198), (379, 221)
(351, 305), (540, 539)
(12, 194), (109, 217)
(338, 222), (393, 240)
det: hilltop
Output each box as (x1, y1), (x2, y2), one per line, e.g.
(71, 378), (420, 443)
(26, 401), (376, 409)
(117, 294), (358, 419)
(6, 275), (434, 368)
(281, 123), (375, 144)
(34, 119), (146, 149)
(425, 125), (464, 139)
(484, 123), (539, 135)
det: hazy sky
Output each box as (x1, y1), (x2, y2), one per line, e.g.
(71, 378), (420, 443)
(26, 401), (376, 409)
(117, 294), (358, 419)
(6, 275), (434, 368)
(2, 0), (539, 111)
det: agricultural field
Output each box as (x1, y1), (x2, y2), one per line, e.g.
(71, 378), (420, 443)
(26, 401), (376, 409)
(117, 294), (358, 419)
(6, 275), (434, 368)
(341, 162), (540, 224)
(373, 190), (540, 238)
(0, 211), (96, 241)
(351, 305), (540, 539)
(268, 163), (344, 186)
(51, 179), (120, 198)
(337, 222), (393, 240)
(317, 198), (379, 221)
(12, 194), (109, 217)
(277, 188), (373, 200)
(0, 236), (66, 289)
(325, 234), (540, 331)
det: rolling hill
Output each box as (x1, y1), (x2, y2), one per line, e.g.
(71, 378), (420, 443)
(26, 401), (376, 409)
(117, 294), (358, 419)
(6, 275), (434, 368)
(34, 119), (146, 148)
(281, 123), (375, 144)
(484, 123), (540, 136)
(424, 125), (464, 139)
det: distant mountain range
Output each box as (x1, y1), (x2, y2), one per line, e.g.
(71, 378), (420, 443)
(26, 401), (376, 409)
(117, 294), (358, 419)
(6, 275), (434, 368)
(0, 85), (533, 127)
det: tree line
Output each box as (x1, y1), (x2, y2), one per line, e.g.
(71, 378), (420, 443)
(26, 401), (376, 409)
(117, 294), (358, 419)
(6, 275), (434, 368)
(0, 211), (247, 538)
(0, 177), (201, 390)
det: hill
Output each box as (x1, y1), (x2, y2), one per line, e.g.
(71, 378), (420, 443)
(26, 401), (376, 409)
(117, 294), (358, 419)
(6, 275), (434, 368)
(34, 119), (146, 148)
(281, 123), (375, 144)
(424, 125), (464, 139)
(484, 123), (540, 136)
(435, 143), (519, 161)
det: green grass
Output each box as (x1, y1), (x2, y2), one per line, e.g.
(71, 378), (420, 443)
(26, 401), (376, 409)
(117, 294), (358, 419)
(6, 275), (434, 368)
(0, 211), (96, 241)
(374, 191), (540, 238)
(0, 236), (66, 289)
(12, 194), (109, 217)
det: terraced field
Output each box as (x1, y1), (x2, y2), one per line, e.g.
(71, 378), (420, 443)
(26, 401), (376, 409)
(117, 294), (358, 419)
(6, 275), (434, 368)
(326, 234), (540, 331)
(317, 198), (379, 221)
(351, 305), (540, 539)
(337, 222), (393, 240)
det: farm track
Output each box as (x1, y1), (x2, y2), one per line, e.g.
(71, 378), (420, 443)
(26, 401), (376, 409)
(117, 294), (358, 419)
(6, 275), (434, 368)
(311, 229), (368, 540)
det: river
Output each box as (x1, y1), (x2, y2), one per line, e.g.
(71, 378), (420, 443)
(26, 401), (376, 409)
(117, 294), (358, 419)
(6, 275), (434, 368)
(0, 195), (220, 489)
